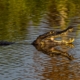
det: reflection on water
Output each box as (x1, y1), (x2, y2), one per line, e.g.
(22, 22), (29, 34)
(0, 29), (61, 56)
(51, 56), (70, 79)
(0, 0), (80, 80)
(33, 52), (80, 80)
(33, 42), (74, 60)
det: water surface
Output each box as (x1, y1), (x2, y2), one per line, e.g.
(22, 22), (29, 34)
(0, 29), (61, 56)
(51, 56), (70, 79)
(0, 0), (80, 80)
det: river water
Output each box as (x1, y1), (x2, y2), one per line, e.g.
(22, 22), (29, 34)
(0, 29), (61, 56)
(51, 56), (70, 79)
(0, 0), (80, 80)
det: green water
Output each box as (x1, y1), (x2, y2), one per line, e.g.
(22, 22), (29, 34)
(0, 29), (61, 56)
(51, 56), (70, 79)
(0, 0), (80, 80)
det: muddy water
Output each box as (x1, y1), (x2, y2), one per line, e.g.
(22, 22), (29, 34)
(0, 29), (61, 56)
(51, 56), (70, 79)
(0, 23), (80, 80)
(0, 0), (80, 80)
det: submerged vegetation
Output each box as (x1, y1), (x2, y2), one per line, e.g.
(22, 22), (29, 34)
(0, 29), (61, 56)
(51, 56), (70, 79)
(0, 0), (80, 40)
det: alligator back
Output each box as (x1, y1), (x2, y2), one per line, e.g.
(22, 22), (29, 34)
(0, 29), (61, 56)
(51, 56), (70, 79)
(0, 41), (14, 46)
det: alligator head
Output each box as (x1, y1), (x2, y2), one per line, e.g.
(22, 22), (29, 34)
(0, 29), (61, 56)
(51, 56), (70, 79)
(32, 17), (80, 46)
(32, 29), (74, 46)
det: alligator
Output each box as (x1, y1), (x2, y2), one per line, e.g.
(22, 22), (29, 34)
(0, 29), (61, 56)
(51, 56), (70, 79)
(32, 29), (74, 46)
(0, 17), (80, 46)
(32, 17), (80, 60)
(32, 17), (80, 46)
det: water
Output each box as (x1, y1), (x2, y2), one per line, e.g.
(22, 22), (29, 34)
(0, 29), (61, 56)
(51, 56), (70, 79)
(0, 0), (80, 80)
